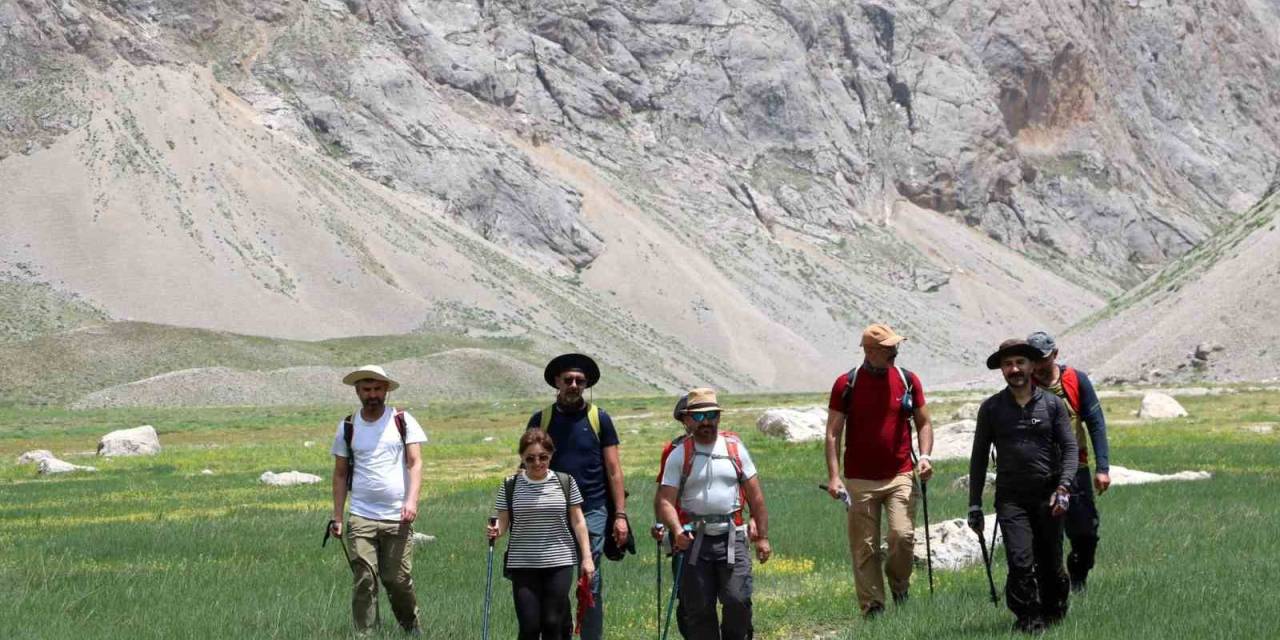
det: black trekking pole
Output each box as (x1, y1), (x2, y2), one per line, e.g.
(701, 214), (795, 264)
(483, 516), (498, 640)
(909, 450), (935, 595)
(975, 523), (999, 605)
(654, 524), (665, 640)
(919, 474), (934, 594)
(661, 552), (685, 640)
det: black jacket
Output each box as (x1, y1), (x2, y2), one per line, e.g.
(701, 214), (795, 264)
(968, 387), (1078, 506)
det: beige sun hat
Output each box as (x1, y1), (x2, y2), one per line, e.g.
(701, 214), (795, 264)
(342, 365), (400, 391)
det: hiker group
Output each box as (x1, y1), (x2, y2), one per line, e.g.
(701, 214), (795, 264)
(325, 323), (1110, 638)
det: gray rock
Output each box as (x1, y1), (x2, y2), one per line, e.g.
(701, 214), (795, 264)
(97, 426), (161, 457)
(1138, 392), (1188, 419)
(914, 514), (999, 571)
(930, 420), (978, 461)
(37, 457), (97, 474)
(1109, 464), (1209, 486)
(259, 470), (323, 486)
(950, 472), (996, 492)
(756, 407), (827, 443)
(200, 469), (215, 476)
(411, 532), (437, 546)
(950, 402), (982, 421)
(17, 449), (55, 464)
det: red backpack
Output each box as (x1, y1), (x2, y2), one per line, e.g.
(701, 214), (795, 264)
(674, 431), (748, 527)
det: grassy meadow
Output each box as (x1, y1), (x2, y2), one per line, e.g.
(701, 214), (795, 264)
(1, 391), (1278, 639)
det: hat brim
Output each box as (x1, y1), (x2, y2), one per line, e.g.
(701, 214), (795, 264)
(543, 353), (601, 388)
(672, 395), (689, 422)
(342, 371), (401, 391)
(683, 402), (723, 413)
(985, 345), (1044, 370)
(863, 334), (907, 348)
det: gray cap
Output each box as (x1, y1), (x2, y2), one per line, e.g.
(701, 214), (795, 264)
(1027, 331), (1057, 358)
(672, 394), (688, 422)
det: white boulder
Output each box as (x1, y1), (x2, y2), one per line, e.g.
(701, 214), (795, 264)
(412, 532), (437, 546)
(37, 457), (98, 474)
(951, 472), (996, 491)
(756, 407), (827, 443)
(931, 420), (978, 461)
(201, 469), (215, 476)
(950, 402), (982, 421)
(1109, 465), (1210, 486)
(259, 470), (322, 486)
(914, 514), (999, 570)
(1138, 393), (1188, 419)
(97, 425), (162, 457)
(17, 449), (55, 464)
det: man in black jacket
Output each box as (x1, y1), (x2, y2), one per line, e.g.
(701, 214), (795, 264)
(968, 339), (1078, 634)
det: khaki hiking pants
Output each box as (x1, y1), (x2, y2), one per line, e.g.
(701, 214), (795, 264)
(347, 514), (420, 632)
(846, 473), (916, 612)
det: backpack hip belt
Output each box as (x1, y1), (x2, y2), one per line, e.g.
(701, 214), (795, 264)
(684, 513), (746, 565)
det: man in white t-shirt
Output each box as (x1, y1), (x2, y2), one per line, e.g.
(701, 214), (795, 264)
(656, 388), (771, 640)
(329, 365), (428, 635)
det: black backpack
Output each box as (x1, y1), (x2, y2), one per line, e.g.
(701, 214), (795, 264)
(501, 471), (575, 579)
(342, 410), (408, 491)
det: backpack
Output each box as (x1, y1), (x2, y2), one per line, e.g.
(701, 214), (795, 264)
(501, 471), (575, 578)
(1055, 366), (1090, 466)
(343, 409), (408, 491)
(674, 431), (748, 527)
(840, 365), (916, 416)
(538, 402), (601, 439)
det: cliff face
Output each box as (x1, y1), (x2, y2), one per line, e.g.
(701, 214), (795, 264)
(2, 0), (1277, 392)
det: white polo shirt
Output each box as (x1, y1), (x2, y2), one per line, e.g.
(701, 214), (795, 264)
(660, 434), (757, 535)
(331, 407), (428, 521)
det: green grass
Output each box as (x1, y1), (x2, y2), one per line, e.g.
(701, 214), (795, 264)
(0, 321), (667, 407)
(1, 392), (1278, 638)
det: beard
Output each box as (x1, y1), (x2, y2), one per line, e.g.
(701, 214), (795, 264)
(361, 396), (385, 409)
(1005, 372), (1029, 387)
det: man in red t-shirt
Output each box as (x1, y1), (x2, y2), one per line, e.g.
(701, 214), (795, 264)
(823, 323), (934, 617)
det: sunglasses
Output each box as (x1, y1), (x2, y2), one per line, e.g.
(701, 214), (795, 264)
(689, 411), (720, 422)
(560, 376), (588, 387)
(523, 453), (551, 464)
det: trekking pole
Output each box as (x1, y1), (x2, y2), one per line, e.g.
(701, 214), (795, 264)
(654, 524), (665, 640)
(660, 552), (685, 640)
(483, 516), (497, 640)
(975, 524), (999, 605)
(909, 450), (935, 595)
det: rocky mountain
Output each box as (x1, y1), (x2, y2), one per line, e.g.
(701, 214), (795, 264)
(1069, 187), (1280, 384)
(2, 0), (1278, 403)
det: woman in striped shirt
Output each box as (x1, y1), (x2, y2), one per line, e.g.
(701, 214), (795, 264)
(487, 429), (595, 639)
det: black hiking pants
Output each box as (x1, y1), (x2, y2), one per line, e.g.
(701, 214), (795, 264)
(677, 533), (753, 640)
(1065, 466), (1100, 583)
(996, 494), (1069, 623)
(510, 565), (574, 640)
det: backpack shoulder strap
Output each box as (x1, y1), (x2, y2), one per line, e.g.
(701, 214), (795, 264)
(587, 403), (600, 438)
(1059, 366), (1081, 413)
(394, 410), (407, 443)
(721, 432), (747, 484)
(343, 414), (355, 458)
(504, 474), (518, 524)
(539, 404), (554, 430)
(840, 366), (859, 413)
(676, 436), (696, 507)
(555, 471), (573, 514)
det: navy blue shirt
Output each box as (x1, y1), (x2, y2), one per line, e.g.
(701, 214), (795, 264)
(526, 403), (619, 511)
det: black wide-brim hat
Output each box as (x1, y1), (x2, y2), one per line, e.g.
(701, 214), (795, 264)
(543, 353), (601, 388)
(985, 339), (1044, 369)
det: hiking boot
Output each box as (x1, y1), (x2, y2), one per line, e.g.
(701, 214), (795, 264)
(862, 603), (885, 619)
(892, 591), (909, 606)
(1014, 617), (1047, 634)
